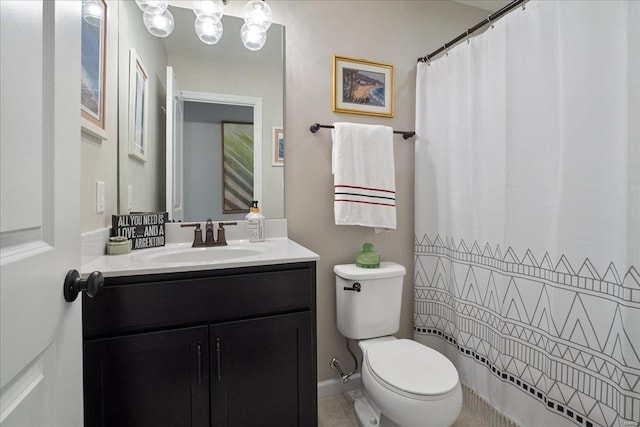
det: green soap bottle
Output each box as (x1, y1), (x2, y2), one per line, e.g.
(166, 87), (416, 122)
(355, 243), (380, 268)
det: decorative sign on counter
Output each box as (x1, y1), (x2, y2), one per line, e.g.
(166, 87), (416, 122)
(112, 212), (167, 250)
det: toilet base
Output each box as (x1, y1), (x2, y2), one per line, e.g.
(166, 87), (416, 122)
(354, 390), (400, 427)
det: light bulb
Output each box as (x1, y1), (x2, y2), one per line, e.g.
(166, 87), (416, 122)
(135, 0), (168, 15)
(195, 15), (223, 45)
(82, 0), (104, 27)
(242, 0), (272, 31)
(241, 23), (267, 51)
(143, 9), (174, 37)
(193, 0), (224, 20)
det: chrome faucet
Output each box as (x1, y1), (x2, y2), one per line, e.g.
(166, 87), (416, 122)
(181, 219), (237, 247)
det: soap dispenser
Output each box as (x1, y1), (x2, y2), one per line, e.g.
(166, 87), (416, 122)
(246, 201), (265, 242)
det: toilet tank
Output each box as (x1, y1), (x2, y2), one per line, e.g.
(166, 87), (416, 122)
(335, 262), (406, 340)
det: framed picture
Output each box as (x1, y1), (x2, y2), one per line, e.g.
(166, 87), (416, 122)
(222, 122), (254, 213)
(80, 0), (107, 136)
(128, 49), (148, 162)
(333, 56), (394, 118)
(272, 127), (284, 167)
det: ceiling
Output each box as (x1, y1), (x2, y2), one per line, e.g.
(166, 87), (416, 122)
(453, 0), (512, 13)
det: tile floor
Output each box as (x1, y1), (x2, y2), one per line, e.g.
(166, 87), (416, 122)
(318, 388), (517, 427)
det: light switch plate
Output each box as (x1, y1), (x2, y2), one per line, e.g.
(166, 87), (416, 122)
(127, 185), (134, 211)
(96, 181), (105, 214)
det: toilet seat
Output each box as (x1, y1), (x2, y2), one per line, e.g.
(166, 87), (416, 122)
(365, 339), (459, 400)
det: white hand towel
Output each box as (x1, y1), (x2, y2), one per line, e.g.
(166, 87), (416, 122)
(332, 122), (396, 232)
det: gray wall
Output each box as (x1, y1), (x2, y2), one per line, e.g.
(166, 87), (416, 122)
(117, 0), (167, 216)
(183, 102), (253, 221)
(80, 0), (119, 232)
(271, 1), (487, 382)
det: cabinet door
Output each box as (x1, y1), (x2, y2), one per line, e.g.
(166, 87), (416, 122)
(84, 325), (209, 427)
(211, 312), (315, 427)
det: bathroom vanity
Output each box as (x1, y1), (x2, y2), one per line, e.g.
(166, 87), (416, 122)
(81, 237), (318, 427)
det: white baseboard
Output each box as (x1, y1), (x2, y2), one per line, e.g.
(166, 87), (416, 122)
(317, 374), (362, 398)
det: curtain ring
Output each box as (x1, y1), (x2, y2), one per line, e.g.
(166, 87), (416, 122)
(487, 14), (495, 29)
(466, 29), (471, 44)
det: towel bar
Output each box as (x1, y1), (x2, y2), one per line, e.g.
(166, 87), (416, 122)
(309, 123), (415, 140)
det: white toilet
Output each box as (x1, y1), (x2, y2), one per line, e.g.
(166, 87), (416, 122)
(335, 262), (462, 427)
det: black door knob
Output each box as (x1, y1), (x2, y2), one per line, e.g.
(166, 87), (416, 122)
(63, 270), (104, 302)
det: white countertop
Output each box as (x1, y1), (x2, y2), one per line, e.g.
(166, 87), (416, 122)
(81, 238), (319, 278)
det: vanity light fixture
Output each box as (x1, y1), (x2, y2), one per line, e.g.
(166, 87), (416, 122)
(242, 0), (272, 31)
(240, 0), (271, 50)
(193, 0), (225, 45)
(135, 0), (272, 50)
(193, 0), (224, 19)
(143, 8), (175, 37)
(135, 0), (169, 16)
(195, 14), (224, 45)
(82, 0), (105, 26)
(240, 22), (267, 51)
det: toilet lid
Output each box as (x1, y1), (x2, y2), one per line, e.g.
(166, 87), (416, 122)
(365, 339), (459, 396)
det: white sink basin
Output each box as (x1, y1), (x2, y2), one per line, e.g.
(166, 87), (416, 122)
(81, 238), (320, 277)
(134, 244), (264, 265)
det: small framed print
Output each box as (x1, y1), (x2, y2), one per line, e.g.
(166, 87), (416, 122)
(333, 56), (394, 118)
(272, 127), (283, 167)
(80, 0), (107, 138)
(128, 49), (148, 162)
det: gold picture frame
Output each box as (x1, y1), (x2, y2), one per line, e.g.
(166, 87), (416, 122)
(333, 56), (394, 118)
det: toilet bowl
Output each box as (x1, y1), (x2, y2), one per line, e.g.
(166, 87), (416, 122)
(334, 263), (462, 427)
(357, 337), (462, 427)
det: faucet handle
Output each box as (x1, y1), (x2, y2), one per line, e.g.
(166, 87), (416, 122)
(215, 222), (237, 246)
(180, 223), (203, 247)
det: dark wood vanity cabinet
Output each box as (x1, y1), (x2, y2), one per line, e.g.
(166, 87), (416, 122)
(84, 325), (210, 427)
(82, 262), (317, 427)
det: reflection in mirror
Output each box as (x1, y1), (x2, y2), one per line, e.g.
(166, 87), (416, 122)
(173, 91), (263, 222)
(118, 3), (284, 220)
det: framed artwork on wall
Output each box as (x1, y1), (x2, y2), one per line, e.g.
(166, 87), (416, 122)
(333, 56), (394, 118)
(80, 0), (107, 139)
(222, 121), (254, 213)
(128, 49), (148, 162)
(272, 127), (283, 167)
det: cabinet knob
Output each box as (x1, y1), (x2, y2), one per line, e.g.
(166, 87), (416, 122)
(63, 270), (103, 302)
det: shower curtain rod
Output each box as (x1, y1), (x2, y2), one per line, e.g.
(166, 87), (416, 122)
(417, 0), (526, 63)
(309, 123), (416, 140)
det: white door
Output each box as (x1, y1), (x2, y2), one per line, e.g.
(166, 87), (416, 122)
(166, 66), (184, 222)
(1, 1), (83, 425)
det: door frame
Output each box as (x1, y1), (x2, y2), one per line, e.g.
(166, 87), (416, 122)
(167, 89), (263, 221)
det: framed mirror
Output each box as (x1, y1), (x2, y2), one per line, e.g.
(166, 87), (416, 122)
(117, 2), (284, 221)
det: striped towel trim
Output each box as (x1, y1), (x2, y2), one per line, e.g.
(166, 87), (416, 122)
(334, 185), (396, 207)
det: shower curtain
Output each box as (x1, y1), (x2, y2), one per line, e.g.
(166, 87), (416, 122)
(414, 1), (639, 426)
